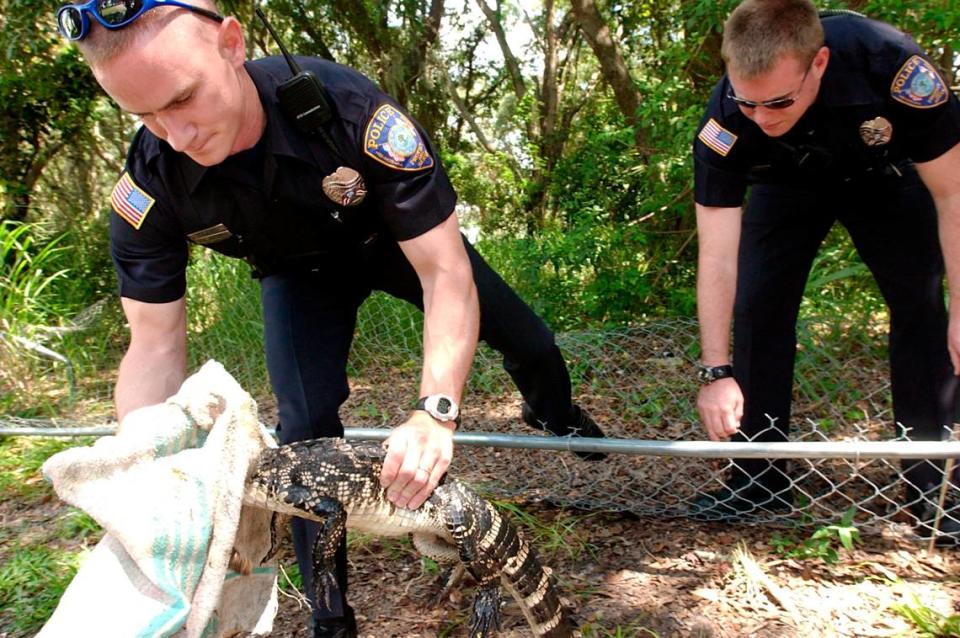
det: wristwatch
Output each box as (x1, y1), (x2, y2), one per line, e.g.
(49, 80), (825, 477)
(415, 394), (461, 426)
(697, 363), (734, 385)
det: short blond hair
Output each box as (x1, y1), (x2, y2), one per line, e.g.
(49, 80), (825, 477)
(721, 0), (823, 78)
(74, 1), (220, 66)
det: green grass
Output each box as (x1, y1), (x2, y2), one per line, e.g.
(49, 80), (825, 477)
(769, 507), (860, 565)
(347, 530), (416, 561)
(0, 544), (86, 635)
(0, 436), (92, 500)
(893, 593), (960, 637)
(578, 618), (659, 637)
(0, 436), (102, 636)
(57, 507), (101, 540)
(489, 499), (599, 561)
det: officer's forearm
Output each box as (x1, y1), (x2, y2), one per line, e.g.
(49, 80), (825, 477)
(696, 204), (742, 365)
(419, 268), (480, 403)
(936, 193), (960, 311)
(116, 342), (187, 421)
(115, 297), (188, 422)
(917, 144), (960, 310)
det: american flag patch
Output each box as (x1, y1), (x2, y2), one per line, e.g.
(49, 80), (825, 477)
(698, 118), (738, 157)
(110, 172), (155, 230)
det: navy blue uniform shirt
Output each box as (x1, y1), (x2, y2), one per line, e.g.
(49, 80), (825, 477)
(109, 57), (458, 303)
(694, 14), (960, 208)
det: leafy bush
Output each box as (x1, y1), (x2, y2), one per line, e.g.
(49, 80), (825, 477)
(770, 508), (860, 565)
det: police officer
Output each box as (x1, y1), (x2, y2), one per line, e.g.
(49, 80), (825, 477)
(690, 0), (960, 544)
(56, 1), (606, 635)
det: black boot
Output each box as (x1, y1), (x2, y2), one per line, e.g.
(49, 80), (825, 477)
(313, 605), (358, 638)
(522, 403), (608, 461)
(907, 483), (960, 548)
(688, 470), (793, 521)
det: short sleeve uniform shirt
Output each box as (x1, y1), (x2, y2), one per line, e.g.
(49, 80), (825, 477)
(693, 14), (960, 208)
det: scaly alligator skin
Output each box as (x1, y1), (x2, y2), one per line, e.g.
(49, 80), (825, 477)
(243, 438), (573, 638)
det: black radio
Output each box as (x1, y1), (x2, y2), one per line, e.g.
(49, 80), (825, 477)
(255, 8), (342, 159)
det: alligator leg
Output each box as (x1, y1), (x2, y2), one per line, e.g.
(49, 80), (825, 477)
(432, 564), (467, 607)
(307, 497), (347, 612)
(443, 492), (504, 636)
(468, 584), (503, 638)
(261, 512), (284, 564)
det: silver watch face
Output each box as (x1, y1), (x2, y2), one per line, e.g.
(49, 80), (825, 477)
(697, 364), (731, 384)
(425, 394), (459, 421)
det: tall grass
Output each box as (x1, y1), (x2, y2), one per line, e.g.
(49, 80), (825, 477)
(0, 220), (71, 332)
(0, 221), (75, 414)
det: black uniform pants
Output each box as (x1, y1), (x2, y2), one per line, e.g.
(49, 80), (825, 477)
(259, 235), (574, 620)
(731, 171), (959, 506)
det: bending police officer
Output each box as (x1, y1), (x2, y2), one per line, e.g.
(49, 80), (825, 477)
(56, 1), (607, 636)
(690, 0), (960, 544)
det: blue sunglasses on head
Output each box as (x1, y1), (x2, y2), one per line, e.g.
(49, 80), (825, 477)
(57, 0), (223, 41)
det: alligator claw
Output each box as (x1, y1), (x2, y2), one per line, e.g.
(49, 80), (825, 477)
(261, 512), (284, 564)
(314, 570), (339, 612)
(432, 564), (466, 606)
(280, 485), (311, 506)
(468, 584), (502, 638)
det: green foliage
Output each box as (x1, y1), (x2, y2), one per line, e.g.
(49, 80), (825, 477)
(0, 221), (117, 416)
(58, 508), (102, 540)
(185, 251), (268, 395)
(0, 1), (104, 221)
(770, 507), (860, 564)
(893, 593), (960, 638)
(0, 221), (71, 331)
(489, 500), (597, 560)
(861, 1), (960, 76)
(278, 561), (303, 593)
(0, 545), (83, 635)
(0, 438), (95, 634)
(0, 0), (954, 413)
(0, 436), (89, 500)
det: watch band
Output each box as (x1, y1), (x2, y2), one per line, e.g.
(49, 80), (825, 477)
(415, 394), (461, 426)
(697, 363), (734, 385)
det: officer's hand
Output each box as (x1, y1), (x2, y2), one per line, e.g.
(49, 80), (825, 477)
(949, 309), (960, 375)
(697, 377), (744, 441)
(380, 411), (454, 510)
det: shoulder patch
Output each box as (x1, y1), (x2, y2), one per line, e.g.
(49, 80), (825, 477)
(698, 118), (738, 157)
(891, 55), (949, 109)
(363, 104), (434, 171)
(110, 172), (155, 230)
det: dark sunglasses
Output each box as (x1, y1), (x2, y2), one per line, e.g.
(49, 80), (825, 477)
(57, 0), (224, 42)
(726, 65), (812, 110)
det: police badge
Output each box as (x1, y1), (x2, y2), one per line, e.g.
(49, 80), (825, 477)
(363, 104), (434, 171)
(890, 55), (948, 108)
(322, 166), (367, 207)
(859, 116), (893, 147)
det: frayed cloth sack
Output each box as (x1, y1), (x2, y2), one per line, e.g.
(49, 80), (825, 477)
(39, 360), (278, 638)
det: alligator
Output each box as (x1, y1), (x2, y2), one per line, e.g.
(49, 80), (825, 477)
(242, 438), (574, 638)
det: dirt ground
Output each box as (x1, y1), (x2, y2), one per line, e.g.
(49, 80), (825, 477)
(3, 445), (959, 638)
(6, 365), (960, 638)
(251, 505), (958, 638)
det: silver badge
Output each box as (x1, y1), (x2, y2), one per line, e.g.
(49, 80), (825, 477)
(322, 167), (367, 207)
(859, 116), (893, 147)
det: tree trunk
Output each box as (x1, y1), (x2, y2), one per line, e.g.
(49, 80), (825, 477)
(475, 0), (528, 103)
(568, 0), (648, 153)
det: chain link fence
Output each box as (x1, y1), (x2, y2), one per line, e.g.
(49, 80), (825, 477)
(2, 264), (958, 543)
